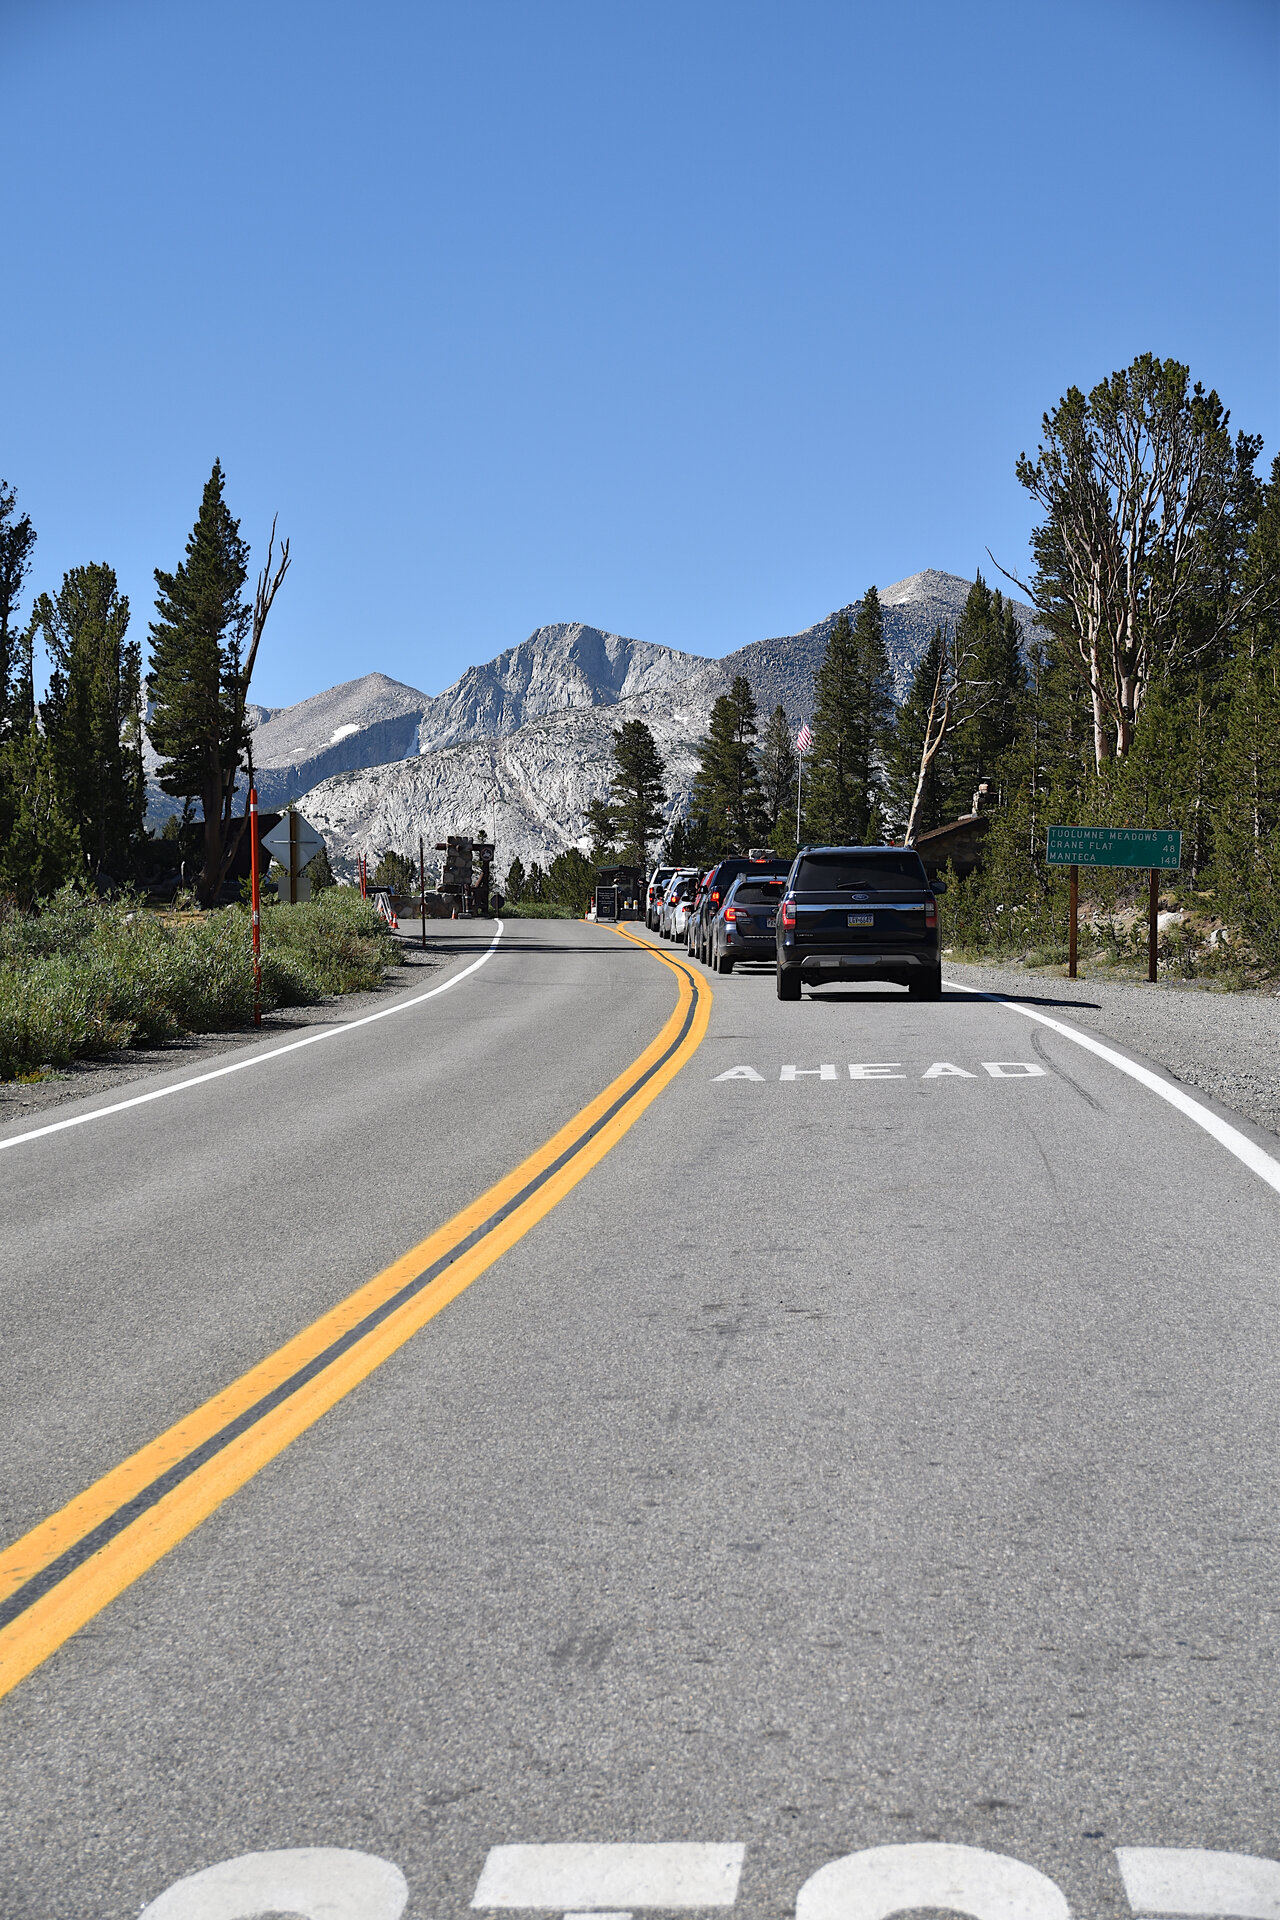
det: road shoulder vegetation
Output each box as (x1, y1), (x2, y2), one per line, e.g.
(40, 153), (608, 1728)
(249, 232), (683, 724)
(0, 886), (401, 1083)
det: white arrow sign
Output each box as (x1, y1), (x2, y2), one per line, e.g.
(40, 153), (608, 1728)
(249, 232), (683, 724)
(262, 812), (324, 874)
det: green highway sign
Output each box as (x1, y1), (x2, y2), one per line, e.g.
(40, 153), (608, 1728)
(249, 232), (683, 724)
(1046, 825), (1182, 869)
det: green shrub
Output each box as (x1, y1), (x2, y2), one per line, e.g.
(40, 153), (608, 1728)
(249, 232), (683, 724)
(502, 901), (579, 919)
(0, 886), (398, 1080)
(259, 888), (397, 992)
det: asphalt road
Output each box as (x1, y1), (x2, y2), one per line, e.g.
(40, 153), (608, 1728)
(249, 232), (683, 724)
(2, 916), (1279, 1920)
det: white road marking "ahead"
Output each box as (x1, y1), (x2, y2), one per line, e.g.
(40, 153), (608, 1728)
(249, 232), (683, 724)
(715, 1062), (1045, 1081)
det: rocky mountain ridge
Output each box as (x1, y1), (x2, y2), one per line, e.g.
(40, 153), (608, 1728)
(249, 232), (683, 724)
(304, 689), (710, 883)
(145, 570), (1038, 866)
(294, 570), (1039, 876)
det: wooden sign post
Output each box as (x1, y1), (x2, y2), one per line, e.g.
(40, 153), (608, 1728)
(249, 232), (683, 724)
(1047, 827), (1182, 984)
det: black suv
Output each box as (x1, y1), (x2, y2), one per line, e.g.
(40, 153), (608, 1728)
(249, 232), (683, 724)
(775, 846), (944, 1001)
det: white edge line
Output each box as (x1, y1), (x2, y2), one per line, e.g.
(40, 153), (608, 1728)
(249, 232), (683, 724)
(0, 921), (505, 1155)
(945, 977), (1280, 1198)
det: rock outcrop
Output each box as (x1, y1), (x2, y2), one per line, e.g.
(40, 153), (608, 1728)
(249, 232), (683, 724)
(145, 572), (1039, 862)
(414, 622), (725, 751)
(303, 690), (710, 881)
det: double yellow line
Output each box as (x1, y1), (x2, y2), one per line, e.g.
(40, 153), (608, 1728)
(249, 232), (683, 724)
(0, 926), (709, 1703)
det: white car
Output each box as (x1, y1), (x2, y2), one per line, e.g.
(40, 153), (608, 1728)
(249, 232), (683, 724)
(645, 865), (677, 929)
(660, 869), (700, 938)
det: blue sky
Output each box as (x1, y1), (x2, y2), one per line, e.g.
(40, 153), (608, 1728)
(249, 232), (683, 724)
(2, 0), (1276, 708)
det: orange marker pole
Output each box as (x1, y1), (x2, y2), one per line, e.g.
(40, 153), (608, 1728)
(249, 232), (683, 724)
(249, 786), (262, 1027)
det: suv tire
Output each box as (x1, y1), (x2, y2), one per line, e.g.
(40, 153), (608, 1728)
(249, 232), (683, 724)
(776, 965), (801, 1001)
(909, 966), (943, 999)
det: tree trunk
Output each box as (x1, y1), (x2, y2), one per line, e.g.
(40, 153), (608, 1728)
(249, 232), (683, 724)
(1090, 661), (1112, 773)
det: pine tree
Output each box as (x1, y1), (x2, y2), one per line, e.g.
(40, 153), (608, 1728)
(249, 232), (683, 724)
(691, 675), (765, 851)
(373, 849), (417, 892)
(146, 462), (252, 904)
(942, 574), (1028, 815)
(0, 723), (81, 905)
(609, 719), (666, 868)
(6, 613), (36, 733)
(807, 590), (894, 844)
(1210, 454), (1280, 963)
(667, 813), (713, 867)
(503, 855), (527, 903)
(547, 847), (595, 913)
(758, 704), (797, 836)
(307, 844), (336, 890)
(0, 479), (36, 737)
(37, 564), (143, 879)
(0, 482), (38, 892)
(584, 797), (618, 864)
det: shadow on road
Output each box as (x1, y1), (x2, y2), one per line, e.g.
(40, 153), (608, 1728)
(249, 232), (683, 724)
(944, 988), (1103, 1011)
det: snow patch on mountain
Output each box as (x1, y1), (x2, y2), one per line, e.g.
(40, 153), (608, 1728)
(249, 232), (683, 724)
(144, 572), (1039, 845)
(296, 569), (1041, 872)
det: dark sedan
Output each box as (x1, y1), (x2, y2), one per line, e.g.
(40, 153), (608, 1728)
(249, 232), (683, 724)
(775, 845), (944, 1000)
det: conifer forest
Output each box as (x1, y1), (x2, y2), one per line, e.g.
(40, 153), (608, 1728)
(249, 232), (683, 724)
(4, 351), (1280, 978)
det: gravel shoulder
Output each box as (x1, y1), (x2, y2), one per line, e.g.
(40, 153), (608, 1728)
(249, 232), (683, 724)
(0, 940), (443, 1131)
(945, 957), (1280, 1141)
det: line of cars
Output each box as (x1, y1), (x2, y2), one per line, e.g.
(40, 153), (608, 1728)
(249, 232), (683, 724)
(645, 846), (945, 1000)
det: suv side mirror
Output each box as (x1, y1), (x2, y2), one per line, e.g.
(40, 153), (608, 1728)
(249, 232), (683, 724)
(930, 879), (948, 895)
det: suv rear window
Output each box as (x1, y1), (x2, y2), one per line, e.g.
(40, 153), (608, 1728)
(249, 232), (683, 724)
(793, 852), (927, 890)
(731, 881), (784, 904)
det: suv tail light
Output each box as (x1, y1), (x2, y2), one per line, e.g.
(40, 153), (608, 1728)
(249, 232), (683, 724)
(925, 897), (938, 929)
(723, 906), (737, 923)
(709, 891), (720, 906)
(781, 898), (796, 929)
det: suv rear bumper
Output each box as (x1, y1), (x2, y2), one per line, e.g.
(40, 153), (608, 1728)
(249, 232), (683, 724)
(784, 948), (938, 979)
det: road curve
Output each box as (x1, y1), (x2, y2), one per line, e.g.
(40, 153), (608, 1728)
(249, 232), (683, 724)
(1, 918), (1278, 1920)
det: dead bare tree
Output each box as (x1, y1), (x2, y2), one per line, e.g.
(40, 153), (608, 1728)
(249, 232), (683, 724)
(994, 354), (1274, 773)
(902, 622), (996, 845)
(215, 517), (291, 891)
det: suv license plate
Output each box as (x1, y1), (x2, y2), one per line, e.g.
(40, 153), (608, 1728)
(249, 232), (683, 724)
(766, 915), (776, 929)
(848, 912), (874, 927)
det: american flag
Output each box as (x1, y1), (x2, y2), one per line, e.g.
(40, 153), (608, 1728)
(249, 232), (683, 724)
(796, 723), (813, 754)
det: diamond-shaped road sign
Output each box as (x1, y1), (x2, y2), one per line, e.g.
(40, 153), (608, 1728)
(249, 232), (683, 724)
(261, 811), (324, 874)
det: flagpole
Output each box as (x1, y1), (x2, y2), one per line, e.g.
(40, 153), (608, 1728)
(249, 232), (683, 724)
(795, 721), (811, 847)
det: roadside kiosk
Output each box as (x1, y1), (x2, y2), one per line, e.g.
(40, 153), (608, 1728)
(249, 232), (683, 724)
(593, 864), (644, 921)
